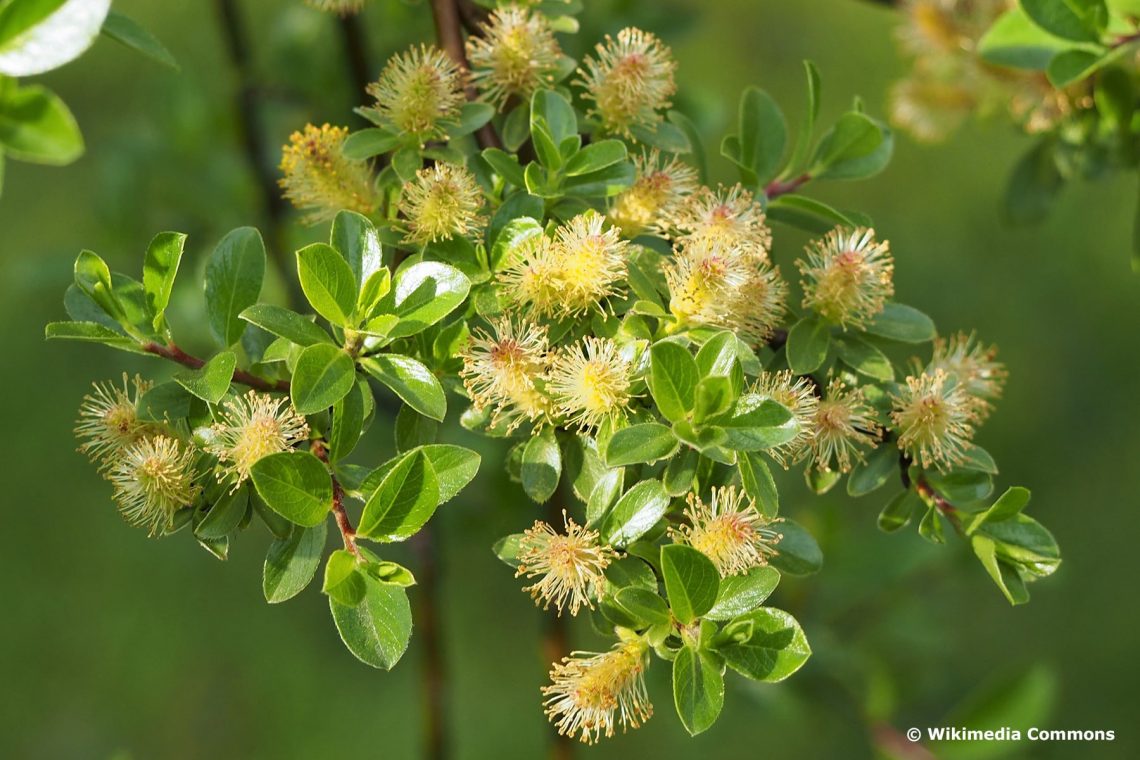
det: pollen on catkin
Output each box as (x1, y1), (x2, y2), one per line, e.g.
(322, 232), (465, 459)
(367, 44), (466, 142)
(547, 337), (633, 432)
(459, 317), (552, 433)
(927, 331), (1006, 420)
(466, 5), (562, 106)
(398, 163), (484, 244)
(809, 378), (880, 473)
(500, 211), (629, 317)
(798, 226), (894, 330)
(516, 512), (616, 616)
(108, 435), (199, 537)
(891, 369), (978, 471)
(578, 27), (676, 138)
(608, 149), (698, 237)
(665, 238), (787, 344)
(671, 184), (772, 258)
(279, 123), (377, 224)
(672, 486), (782, 577)
(207, 391), (310, 488)
(75, 373), (154, 472)
(543, 638), (652, 744)
(751, 370), (820, 467)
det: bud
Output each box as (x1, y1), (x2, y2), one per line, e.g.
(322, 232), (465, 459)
(75, 374), (154, 472)
(798, 226), (894, 329)
(666, 238), (787, 344)
(578, 27), (676, 138)
(279, 123), (377, 224)
(892, 369), (978, 470)
(543, 638), (652, 744)
(500, 211), (628, 317)
(459, 317), (551, 433)
(516, 512), (616, 615)
(927, 331), (1006, 420)
(751, 370), (819, 467)
(367, 44), (466, 143)
(608, 149), (698, 237)
(673, 486), (782, 577)
(208, 391), (310, 488)
(548, 337), (633, 432)
(108, 435), (199, 537)
(809, 378), (880, 473)
(398, 163), (484, 244)
(672, 184), (772, 258)
(466, 5), (562, 105)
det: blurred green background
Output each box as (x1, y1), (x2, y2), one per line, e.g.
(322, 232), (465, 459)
(2, 0), (1138, 757)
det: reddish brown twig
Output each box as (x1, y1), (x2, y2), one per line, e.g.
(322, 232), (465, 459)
(429, 0), (502, 150)
(310, 440), (359, 557)
(764, 173), (811, 199)
(142, 341), (290, 393)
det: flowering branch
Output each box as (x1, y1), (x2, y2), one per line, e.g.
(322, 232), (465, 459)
(141, 341), (290, 393)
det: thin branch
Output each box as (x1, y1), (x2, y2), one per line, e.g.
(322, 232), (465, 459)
(142, 341), (290, 393)
(411, 526), (449, 760)
(899, 452), (965, 536)
(337, 13), (373, 103)
(429, 0), (503, 150)
(764, 173), (811, 200)
(455, 0), (489, 33)
(311, 440), (360, 556)
(214, 0), (294, 289)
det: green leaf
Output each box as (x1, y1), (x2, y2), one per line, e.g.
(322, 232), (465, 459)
(770, 520), (822, 575)
(846, 444), (898, 497)
(979, 7), (1077, 69)
(329, 381), (367, 462)
(1004, 139), (1064, 224)
(297, 243), (358, 327)
(738, 452), (779, 517)
(531, 88), (577, 143)
(972, 533), (1031, 605)
(598, 479), (670, 548)
(100, 10), (177, 69)
(673, 645), (725, 736)
(767, 194), (861, 233)
(694, 331), (744, 391)
(521, 427), (561, 503)
(263, 521), (327, 603)
(250, 450), (333, 528)
(44, 321), (146, 354)
(195, 486), (248, 540)
(613, 587), (671, 627)
(394, 405), (438, 453)
(73, 249), (123, 323)
(789, 60), (822, 171)
(205, 227), (266, 347)
(173, 350), (235, 404)
(605, 423), (679, 466)
(291, 343), (356, 415)
(560, 160), (635, 197)
(323, 549), (367, 606)
(975, 513), (1060, 578)
(360, 445), (479, 506)
(391, 147), (421, 182)
(1046, 47), (1109, 87)
(834, 335), (894, 381)
(661, 544), (720, 624)
(720, 395), (796, 452)
(649, 341), (700, 422)
(489, 215), (543, 271)
(718, 607), (811, 682)
(811, 111), (892, 180)
(1094, 66), (1134, 129)
(0, 82), (82, 164)
(482, 147), (527, 187)
(863, 302), (936, 343)
(343, 128), (402, 160)
(971, 486), (1032, 530)
(706, 566), (780, 621)
(360, 354), (446, 421)
(786, 315), (830, 373)
(331, 210), (385, 290)
(693, 376), (734, 424)
(736, 86), (786, 184)
(0, 0), (108, 76)
(1020, 0), (1105, 42)
(446, 101), (495, 138)
(329, 573), (412, 670)
(376, 261), (470, 338)
(239, 304), (334, 347)
(563, 139), (626, 176)
(358, 451), (440, 541)
(878, 489), (920, 533)
(631, 120), (692, 153)
(141, 231), (185, 330)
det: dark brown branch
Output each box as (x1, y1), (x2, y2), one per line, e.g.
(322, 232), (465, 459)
(142, 341), (290, 393)
(455, 0), (489, 33)
(764, 173), (811, 199)
(214, 0), (293, 286)
(337, 13), (373, 102)
(411, 526), (449, 760)
(429, 0), (502, 150)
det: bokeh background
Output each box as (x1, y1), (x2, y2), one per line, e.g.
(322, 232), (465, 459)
(2, 0), (1138, 757)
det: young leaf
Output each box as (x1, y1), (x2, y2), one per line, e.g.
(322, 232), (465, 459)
(263, 521), (327, 603)
(239, 304), (334, 347)
(357, 451), (440, 541)
(141, 231), (185, 329)
(605, 423), (679, 466)
(205, 227), (265, 347)
(597, 479), (670, 548)
(563, 139), (627, 176)
(360, 354), (447, 421)
(673, 645), (725, 736)
(250, 450), (333, 528)
(323, 549), (367, 606)
(661, 544), (720, 624)
(878, 489), (920, 533)
(735, 86), (786, 184)
(329, 573), (412, 669)
(330, 210), (385, 289)
(649, 341), (700, 422)
(376, 261), (470, 338)
(173, 350), (235, 404)
(0, 0), (110, 77)
(706, 566), (780, 621)
(296, 243), (358, 327)
(718, 607), (811, 682)
(291, 343), (356, 415)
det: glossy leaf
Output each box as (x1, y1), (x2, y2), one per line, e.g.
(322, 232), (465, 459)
(376, 261), (470, 338)
(263, 522), (327, 603)
(250, 450), (333, 528)
(605, 423), (679, 466)
(291, 343), (356, 415)
(718, 607), (811, 682)
(297, 243), (358, 327)
(521, 427), (561, 503)
(173, 350), (235, 404)
(358, 451), (440, 541)
(330, 573), (412, 669)
(598, 479), (670, 548)
(673, 645), (725, 736)
(360, 354), (446, 421)
(205, 227), (265, 347)
(661, 544), (720, 624)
